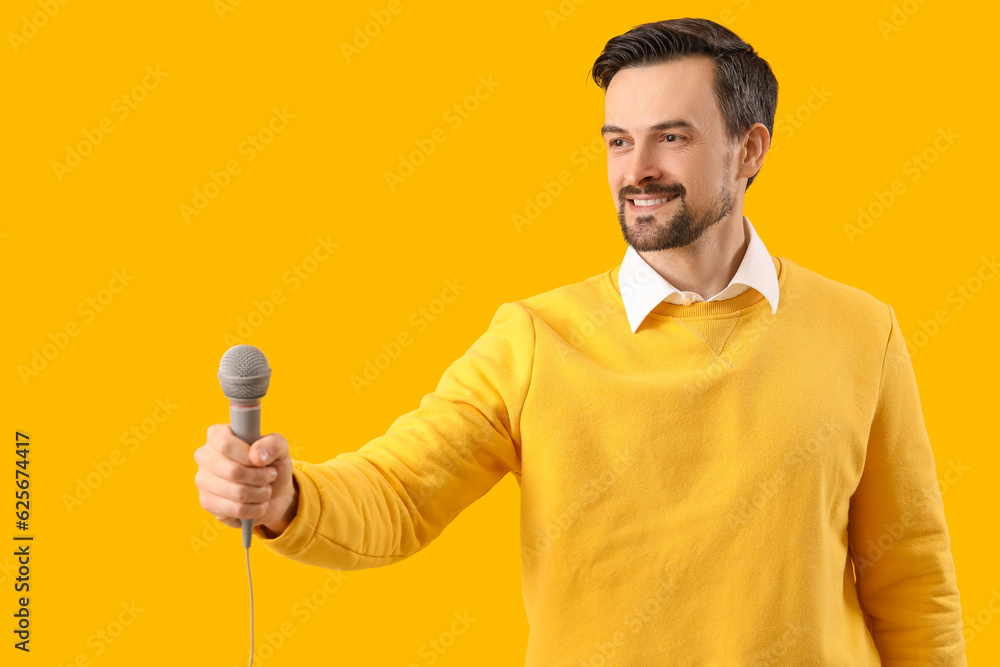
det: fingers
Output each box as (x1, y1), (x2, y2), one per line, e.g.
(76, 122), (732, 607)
(249, 432), (290, 468)
(206, 423), (254, 466)
(196, 424), (282, 524)
(196, 467), (272, 504)
(214, 452), (276, 486)
(195, 445), (275, 489)
(196, 480), (271, 521)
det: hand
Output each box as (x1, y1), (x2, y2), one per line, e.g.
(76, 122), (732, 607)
(194, 424), (298, 537)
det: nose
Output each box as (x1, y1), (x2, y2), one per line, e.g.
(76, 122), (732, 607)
(623, 141), (662, 188)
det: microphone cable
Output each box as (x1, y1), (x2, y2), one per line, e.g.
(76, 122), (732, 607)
(246, 544), (255, 667)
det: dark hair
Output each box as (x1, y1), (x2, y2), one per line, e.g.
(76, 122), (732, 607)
(590, 18), (777, 189)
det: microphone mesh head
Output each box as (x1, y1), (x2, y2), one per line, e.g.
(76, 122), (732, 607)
(218, 345), (271, 400)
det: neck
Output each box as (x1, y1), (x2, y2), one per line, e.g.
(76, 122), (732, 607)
(636, 210), (749, 299)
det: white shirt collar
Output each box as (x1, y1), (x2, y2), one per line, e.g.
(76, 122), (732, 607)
(617, 216), (780, 334)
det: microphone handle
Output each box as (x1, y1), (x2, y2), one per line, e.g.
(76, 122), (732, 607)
(230, 404), (261, 548)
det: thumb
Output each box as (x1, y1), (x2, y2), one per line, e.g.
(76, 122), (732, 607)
(248, 433), (290, 468)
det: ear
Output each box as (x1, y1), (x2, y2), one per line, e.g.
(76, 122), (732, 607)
(736, 122), (771, 182)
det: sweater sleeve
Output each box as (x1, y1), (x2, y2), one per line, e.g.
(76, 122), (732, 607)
(253, 301), (534, 569)
(847, 303), (967, 665)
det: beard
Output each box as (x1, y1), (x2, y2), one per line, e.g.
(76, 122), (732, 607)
(617, 179), (734, 252)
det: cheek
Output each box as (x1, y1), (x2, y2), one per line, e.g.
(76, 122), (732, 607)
(607, 159), (619, 183)
(608, 164), (622, 196)
(681, 158), (720, 196)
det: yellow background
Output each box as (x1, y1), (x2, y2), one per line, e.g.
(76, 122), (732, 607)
(3, 0), (997, 664)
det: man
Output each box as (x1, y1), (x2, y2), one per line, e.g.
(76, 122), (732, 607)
(194, 18), (966, 665)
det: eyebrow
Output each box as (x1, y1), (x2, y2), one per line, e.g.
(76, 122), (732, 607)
(600, 119), (695, 135)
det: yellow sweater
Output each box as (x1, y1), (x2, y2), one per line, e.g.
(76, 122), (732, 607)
(256, 255), (966, 665)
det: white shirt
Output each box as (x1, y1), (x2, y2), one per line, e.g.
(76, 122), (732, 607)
(617, 215), (781, 334)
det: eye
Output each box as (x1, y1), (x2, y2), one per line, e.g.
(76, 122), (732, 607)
(665, 134), (678, 142)
(609, 138), (627, 148)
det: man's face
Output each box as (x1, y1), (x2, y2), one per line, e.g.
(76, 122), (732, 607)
(603, 55), (739, 252)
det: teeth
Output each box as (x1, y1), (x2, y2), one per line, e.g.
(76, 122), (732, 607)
(632, 196), (675, 207)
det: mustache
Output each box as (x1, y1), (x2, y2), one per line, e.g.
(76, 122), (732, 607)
(619, 184), (685, 199)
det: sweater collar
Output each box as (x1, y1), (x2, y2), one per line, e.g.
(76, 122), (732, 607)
(616, 216), (780, 334)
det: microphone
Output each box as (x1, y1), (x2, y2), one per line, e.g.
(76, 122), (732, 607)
(218, 344), (272, 548)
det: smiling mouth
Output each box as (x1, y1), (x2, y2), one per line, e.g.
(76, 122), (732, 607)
(627, 194), (679, 210)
